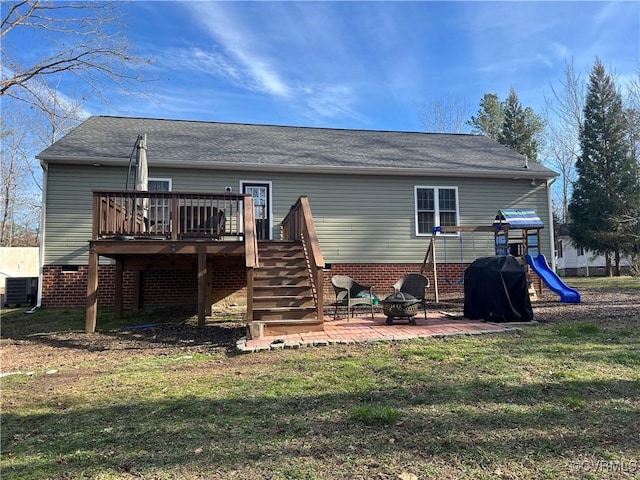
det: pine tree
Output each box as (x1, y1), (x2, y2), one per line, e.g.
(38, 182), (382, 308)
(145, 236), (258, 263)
(467, 93), (504, 140)
(568, 58), (639, 275)
(498, 88), (544, 161)
(468, 90), (544, 161)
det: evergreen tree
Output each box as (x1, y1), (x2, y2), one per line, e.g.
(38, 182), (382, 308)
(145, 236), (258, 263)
(498, 88), (545, 161)
(468, 90), (544, 161)
(467, 93), (504, 140)
(568, 58), (639, 275)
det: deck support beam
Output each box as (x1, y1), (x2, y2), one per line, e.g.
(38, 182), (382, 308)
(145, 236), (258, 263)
(85, 244), (99, 333)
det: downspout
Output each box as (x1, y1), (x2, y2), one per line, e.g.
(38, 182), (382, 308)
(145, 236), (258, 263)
(26, 160), (47, 314)
(546, 177), (557, 272)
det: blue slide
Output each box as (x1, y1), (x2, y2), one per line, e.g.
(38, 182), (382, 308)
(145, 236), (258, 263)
(525, 253), (581, 303)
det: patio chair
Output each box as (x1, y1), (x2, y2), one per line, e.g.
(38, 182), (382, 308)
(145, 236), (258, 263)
(179, 206), (226, 239)
(392, 273), (430, 320)
(331, 275), (375, 321)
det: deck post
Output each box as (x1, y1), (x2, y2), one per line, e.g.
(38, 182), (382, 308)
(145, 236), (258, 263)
(197, 250), (207, 326)
(85, 244), (99, 333)
(245, 268), (254, 323)
(114, 259), (123, 320)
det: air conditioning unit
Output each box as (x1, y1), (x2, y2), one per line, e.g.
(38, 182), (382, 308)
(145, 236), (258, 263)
(4, 277), (38, 307)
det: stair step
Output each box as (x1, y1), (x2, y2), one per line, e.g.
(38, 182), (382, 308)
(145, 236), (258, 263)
(254, 286), (311, 297)
(258, 243), (303, 252)
(256, 266), (308, 275)
(254, 283), (310, 290)
(253, 296), (315, 308)
(259, 256), (306, 264)
(254, 276), (311, 287)
(250, 240), (320, 332)
(258, 245), (304, 258)
(253, 305), (316, 313)
(253, 307), (317, 322)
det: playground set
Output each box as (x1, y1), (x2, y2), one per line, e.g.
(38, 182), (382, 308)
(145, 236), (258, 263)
(422, 209), (581, 304)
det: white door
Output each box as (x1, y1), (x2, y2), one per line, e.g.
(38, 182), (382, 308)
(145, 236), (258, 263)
(241, 182), (271, 240)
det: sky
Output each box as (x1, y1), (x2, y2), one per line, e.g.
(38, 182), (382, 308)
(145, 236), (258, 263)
(10, 0), (640, 133)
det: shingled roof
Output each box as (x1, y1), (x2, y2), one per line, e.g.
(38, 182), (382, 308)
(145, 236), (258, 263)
(37, 116), (557, 179)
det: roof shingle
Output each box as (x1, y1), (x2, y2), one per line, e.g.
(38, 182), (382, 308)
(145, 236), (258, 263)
(37, 116), (557, 178)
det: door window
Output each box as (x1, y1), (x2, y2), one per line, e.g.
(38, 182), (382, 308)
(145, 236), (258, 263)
(242, 182), (271, 240)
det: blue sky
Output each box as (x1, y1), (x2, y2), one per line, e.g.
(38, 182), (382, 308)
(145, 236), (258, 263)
(46, 1), (640, 131)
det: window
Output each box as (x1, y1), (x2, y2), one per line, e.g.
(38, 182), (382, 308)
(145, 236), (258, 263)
(148, 178), (172, 234)
(557, 240), (564, 259)
(578, 246), (585, 256)
(415, 186), (459, 235)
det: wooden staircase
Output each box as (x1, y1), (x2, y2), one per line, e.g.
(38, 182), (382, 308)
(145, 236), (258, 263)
(247, 241), (325, 339)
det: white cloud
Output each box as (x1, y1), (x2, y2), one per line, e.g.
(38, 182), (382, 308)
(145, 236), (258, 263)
(296, 83), (366, 123)
(550, 42), (571, 61)
(183, 2), (290, 98)
(172, 1), (374, 123)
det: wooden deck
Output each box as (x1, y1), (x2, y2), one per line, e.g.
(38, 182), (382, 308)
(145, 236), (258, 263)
(85, 192), (324, 339)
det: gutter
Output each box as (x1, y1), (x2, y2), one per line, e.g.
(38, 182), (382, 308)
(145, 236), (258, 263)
(546, 176), (558, 271)
(36, 155), (558, 181)
(26, 160), (48, 314)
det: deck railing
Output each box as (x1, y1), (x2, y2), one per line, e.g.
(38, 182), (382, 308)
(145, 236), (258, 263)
(282, 196), (325, 319)
(92, 190), (250, 241)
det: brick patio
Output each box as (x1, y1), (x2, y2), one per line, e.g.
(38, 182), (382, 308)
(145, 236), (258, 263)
(238, 311), (519, 352)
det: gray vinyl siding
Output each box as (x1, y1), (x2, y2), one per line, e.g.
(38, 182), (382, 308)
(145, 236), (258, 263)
(44, 164), (552, 266)
(45, 164), (128, 265)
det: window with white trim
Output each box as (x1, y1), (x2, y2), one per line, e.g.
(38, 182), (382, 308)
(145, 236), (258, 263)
(415, 186), (459, 235)
(148, 178), (172, 234)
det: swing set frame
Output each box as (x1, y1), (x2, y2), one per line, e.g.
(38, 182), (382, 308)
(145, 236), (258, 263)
(421, 225), (497, 303)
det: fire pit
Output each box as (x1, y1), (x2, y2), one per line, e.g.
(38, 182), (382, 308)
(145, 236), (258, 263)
(382, 292), (420, 325)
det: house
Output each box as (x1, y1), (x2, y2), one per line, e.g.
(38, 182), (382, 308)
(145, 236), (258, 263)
(556, 224), (634, 276)
(36, 116), (558, 336)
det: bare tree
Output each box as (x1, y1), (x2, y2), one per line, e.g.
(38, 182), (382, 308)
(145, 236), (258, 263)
(624, 66), (640, 173)
(1, 1), (149, 105)
(418, 94), (473, 133)
(0, 113), (40, 246)
(543, 59), (585, 223)
(1, 1), (151, 245)
(622, 67), (640, 275)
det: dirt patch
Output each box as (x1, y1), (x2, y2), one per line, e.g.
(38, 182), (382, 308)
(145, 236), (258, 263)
(1, 288), (638, 374)
(0, 320), (246, 373)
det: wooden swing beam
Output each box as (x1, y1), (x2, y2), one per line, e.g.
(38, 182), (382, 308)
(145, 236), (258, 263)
(437, 225), (499, 233)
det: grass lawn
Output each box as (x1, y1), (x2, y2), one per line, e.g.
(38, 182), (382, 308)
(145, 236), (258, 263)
(1, 277), (639, 479)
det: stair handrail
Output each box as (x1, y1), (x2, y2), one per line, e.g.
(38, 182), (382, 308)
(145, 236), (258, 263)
(282, 196), (325, 319)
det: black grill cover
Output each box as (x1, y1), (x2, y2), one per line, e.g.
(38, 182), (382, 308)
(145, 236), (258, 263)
(463, 256), (534, 322)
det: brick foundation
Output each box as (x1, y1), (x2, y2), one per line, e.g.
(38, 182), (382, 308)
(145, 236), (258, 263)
(322, 262), (467, 303)
(322, 262), (543, 303)
(42, 264), (247, 309)
(43, 261), (540, 309)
